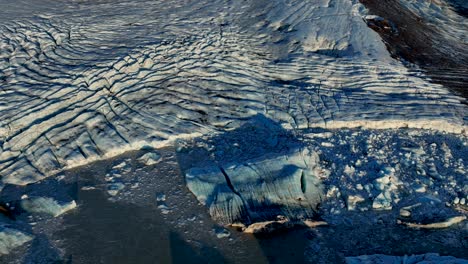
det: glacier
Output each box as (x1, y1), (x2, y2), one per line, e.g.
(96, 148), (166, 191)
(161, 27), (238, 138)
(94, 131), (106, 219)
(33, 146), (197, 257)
(0, 0), (466, 262)
(0, 0), (466, 187)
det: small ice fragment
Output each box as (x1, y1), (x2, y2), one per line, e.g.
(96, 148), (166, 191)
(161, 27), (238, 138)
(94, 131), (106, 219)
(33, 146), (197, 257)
(56, 175), (66, 181)
(21, 194), (28, 200)
(399, 209), (411, 217)
(107, 182), (125, 196)
(138, 152), (162, 166)
(347, 194), (365, 211)
(112, 162), (127, 169)
(214, 227), (230, 238)
(414, 185), (426, 193)
(105, 175), (114, 182)
(321, 142), (334, 147)
(372, 192), (392, 210)
(460, 198), (466, 205)
(453, 197), (460, 204)
(156, 194), (166, 202)
(363, 15), (384, 21)
(157, 204), (171, 214)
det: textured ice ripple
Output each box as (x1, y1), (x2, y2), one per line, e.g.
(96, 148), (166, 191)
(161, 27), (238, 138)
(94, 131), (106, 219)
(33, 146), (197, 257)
(0, 0), (466, 186)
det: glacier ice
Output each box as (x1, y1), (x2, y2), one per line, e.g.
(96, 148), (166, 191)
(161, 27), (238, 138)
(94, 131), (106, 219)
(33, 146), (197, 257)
(138, 152), (162, 166)
(0, 0), (466, 187)
(21, 197), (76, 217)
(0, 228), (33, 256)
(0, 0), (466, 261)
(186, 149), (324, 224)
(180, 116), (325, 224)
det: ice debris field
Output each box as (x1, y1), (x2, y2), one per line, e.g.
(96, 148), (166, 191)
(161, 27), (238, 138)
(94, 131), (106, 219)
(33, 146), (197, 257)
(0, 0), (467, 262)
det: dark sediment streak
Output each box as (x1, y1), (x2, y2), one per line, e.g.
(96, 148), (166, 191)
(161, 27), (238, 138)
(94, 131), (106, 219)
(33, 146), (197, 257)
(360, 0), (468, 100)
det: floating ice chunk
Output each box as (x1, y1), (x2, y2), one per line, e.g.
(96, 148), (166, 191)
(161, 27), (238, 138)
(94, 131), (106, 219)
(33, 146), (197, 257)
(21, 197), (76, 217)
(346, 253), (468, 264)
(460, 198), (466, 205)
(157, 203), (171, 215)
(112, 161), (127, 169)
(321, 142), (334, 147)
(344, 165), (356, 176)
(372, 192), (392, 210)
(111, 161), (131, 173)
(427, 163), (444, 180)
(81, 186), (96, 191)
(397, 216), (466, 229)
(0, 228), (33, 256)
(363, 15), (384, 21)
(138, 152), (162, 166)
(414, 184), (427, 193)
(186, 167), (246, 224)
(347, 194), (365, 211)
(107, 182), (125, 196)
(399, 209), (411, 217)
(185, 149), (323, 224)
(213, 227), (230, 239)
(156, 194), (166, 202)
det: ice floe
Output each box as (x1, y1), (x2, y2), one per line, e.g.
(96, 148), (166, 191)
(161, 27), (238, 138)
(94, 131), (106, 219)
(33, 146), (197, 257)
(0, 228), (32, 256)
(138, 152), (162, 166)
(21, 197), (76, 217)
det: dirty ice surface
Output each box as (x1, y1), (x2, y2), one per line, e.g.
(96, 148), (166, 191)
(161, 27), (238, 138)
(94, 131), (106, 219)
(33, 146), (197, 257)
(0, 0), (467, 262)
